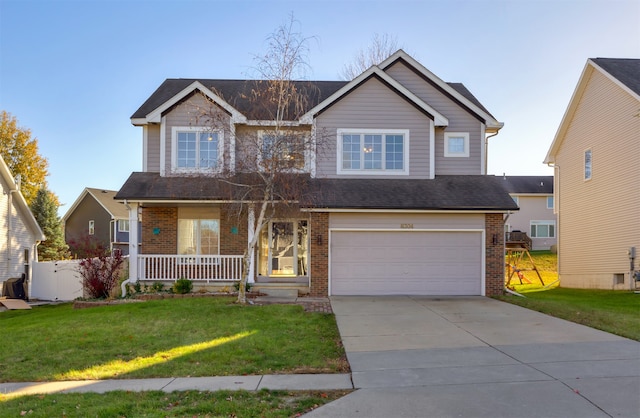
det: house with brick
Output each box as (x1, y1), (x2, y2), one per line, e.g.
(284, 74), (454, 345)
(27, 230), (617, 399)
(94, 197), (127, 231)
(544, 58), (640, 290)
(116, 50), (517, 297)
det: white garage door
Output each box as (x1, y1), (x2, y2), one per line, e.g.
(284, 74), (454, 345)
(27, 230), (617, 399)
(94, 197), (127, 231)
(330, 231), (483, 296)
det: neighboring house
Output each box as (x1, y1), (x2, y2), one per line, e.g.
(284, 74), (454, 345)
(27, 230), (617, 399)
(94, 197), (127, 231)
(544, 58), (640, 290)
(63, 188), (132, 255)
(0, 155), (45, 297)
(116, 49), (517, 297)
(501, 175), (556, 251)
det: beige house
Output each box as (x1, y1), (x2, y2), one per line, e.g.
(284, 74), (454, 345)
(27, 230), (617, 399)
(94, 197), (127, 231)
(501, 176), (556, 251)
(544, 58), (640, 290)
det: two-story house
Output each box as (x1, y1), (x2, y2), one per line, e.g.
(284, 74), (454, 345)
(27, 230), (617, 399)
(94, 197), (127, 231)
(502, 176), (556, 251)
(63, 188), (133, 256)
(116, 50), (517, 297)
(544, 58), (640, 290)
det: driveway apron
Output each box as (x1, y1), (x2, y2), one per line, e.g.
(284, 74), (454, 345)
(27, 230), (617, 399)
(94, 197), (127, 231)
(305, 296), (640, 418)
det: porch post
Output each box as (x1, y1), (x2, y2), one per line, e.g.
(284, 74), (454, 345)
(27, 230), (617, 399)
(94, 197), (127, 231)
(247, 205), (255, 283)
(127, 202), (139, 284)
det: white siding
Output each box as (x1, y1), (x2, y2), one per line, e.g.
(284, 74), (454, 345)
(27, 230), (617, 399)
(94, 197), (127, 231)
(315, 77), (432, 179)
(554, 68), (640, 289)
(385, 62), (485, 175)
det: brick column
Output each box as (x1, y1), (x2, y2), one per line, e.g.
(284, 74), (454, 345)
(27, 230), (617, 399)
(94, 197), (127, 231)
(309, 212), (329, 297)
(485, 213), (505, 296)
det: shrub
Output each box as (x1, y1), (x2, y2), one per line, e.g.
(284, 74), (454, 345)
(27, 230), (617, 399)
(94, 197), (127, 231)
(150, 282), (165, 293)
(78, 249), (125, 299)
(234, 281), (252, 292)
(173, 278), (193, 294)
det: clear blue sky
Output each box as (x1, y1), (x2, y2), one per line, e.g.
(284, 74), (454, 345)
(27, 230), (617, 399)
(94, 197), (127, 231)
(1, 0), (638, 215)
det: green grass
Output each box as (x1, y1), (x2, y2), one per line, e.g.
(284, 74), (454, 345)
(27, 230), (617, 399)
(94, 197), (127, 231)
(505, 250), (559, 292)
(0, 389), (351, 417)
(0, 297), (347, 383)
(498, 288), (640, 341)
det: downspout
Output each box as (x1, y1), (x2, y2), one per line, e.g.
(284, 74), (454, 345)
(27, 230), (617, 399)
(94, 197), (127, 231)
(484, 131), (499, 175)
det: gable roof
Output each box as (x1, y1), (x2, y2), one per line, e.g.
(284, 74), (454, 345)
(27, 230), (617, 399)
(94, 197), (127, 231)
(115, 172), (517, 212)
(379, 50), (504, 132)
(131, 50), (500, 130)
(545, 58), (640, 164)
(62, 188), (128, 222)
(501, 176), (553, 194)
(0, 156), (45, 242)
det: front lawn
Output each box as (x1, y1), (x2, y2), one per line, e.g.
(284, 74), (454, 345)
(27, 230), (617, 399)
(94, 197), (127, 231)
(498, 288), (640, 341)
(0, 297), (348, 383)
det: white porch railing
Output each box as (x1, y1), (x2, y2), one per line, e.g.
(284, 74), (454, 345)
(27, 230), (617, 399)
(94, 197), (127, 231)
(138, 255), (244, 282)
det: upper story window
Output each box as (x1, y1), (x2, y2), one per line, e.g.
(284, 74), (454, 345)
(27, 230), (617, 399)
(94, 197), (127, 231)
(584, 149), (592, 180)
(337, 129), (409, 175)
(88, 220), (95, 235)
(172, 127), (223, 172)
(546, 196), (554, 210)
(260, 131), (305, 171)
(444, 132), (469, 157)
(118, 219), (130, 233)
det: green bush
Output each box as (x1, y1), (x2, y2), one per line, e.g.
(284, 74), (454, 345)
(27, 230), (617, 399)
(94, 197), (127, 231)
(234, 281), (252, 292)
(151, 282), (165, 293)
(173, 278), (193, 294)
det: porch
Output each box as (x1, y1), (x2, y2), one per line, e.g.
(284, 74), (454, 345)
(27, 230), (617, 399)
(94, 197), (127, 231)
(136, 254), (310, 295)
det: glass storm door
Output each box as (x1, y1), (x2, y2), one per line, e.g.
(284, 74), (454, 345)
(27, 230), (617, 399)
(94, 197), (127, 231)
(259, 220), (308, 277)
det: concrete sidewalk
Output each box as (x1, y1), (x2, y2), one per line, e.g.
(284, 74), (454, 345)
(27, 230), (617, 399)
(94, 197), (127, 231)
(304, 296), (640, 418)
(0, 373), (353, 398)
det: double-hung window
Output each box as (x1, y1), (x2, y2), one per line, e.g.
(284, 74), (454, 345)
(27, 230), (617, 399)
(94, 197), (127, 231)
(444, 132), (470, 157)
(337, 129), (409, 175)
(172, 127), (222, 172)
(118, 220), (130, 232)
(530, 220), (555, 238)
(177, 207), (220, 264)
(260, 131), (305, 171)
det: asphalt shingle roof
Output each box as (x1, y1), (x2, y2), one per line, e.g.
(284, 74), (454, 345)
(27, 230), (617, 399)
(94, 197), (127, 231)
(592, 58), (640, 97)
(500, 176), (553, 194)
(115, 173), (518, 211)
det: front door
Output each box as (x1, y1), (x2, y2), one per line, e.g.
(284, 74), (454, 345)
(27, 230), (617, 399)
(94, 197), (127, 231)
(259, 220), (308, 277)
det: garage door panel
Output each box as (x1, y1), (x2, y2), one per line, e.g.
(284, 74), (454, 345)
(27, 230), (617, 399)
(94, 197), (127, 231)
(330, 231), (483, 296)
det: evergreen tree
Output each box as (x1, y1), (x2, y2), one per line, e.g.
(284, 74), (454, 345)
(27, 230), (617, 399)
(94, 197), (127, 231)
(31, 187), (69, 261)
(0, 111), (49, 205)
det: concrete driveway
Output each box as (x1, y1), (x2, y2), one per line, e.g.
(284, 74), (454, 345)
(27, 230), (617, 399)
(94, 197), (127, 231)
(306, 296), (640, 418)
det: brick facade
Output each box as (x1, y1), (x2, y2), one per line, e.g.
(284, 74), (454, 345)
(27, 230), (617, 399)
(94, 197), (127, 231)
(485, 213), (505, 296)
(141, 207), (178, 254)
(309, 212), (329, 297)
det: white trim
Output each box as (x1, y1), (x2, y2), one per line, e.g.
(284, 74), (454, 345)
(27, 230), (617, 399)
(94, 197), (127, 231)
(530, 220), (556, 238)
(336, 128), (410, 176)
(480, 124), (486, 175)
(160, 116), (166, 176)
(378, 50), (503, 132)
(309, 121), (317, 177)
(429, 120), (435, 179)
(171, 126), (224, 174)
(444, 132), (470, 158)
(300, 66), (448, 127)
(141, 81), (247, 125)
(328, 228), (486, 296)
(142, 125), (148, 172)
(228, 121), (236, 173)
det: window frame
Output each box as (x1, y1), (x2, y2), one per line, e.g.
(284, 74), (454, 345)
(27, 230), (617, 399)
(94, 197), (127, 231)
(584, 149), (592, 181)
(88, 220), (95, 235)
(546, 196), (554, 210)
(118, 219), (130, 233)
(530, 220), (556, 238)
(336, 128), (410, 176)
(258, 130), (307, 172)
(444, 132), (470, 158)
(171, 126), (223, 173)
(177, 218), (220, 264)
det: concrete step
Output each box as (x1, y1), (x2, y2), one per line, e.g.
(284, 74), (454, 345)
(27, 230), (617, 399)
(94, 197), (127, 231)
(252, 286), (299, 298)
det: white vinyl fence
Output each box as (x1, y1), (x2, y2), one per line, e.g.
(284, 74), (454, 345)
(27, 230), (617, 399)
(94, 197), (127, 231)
(31, 260), (83, 301)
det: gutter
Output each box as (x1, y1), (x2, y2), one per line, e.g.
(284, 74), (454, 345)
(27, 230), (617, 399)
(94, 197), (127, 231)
(120, 200), (135, 297)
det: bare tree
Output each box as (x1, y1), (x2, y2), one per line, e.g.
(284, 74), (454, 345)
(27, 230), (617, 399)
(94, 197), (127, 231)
(190, 14), (324, 304)
(340, 33), (400, 80)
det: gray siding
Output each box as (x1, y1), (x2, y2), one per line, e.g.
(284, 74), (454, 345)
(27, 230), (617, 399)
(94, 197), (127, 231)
(65, 195), (111, 252)
(386, 62), (484, 175)
(163, 94), (232, 175)
(315, 77), (432, 179)
(146, 125), (161, 172)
